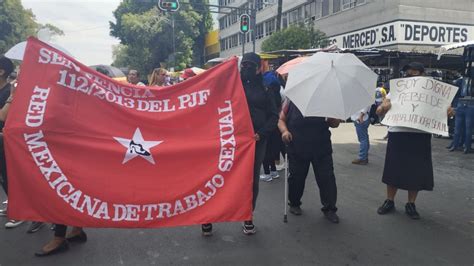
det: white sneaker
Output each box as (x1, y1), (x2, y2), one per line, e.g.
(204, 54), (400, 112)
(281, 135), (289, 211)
(0, 208), (7, 217)
(5, 220), (24, 228)
(259, 174), (272, 182)
(270, 171), (280, 179)
(2, 200), (7, 205)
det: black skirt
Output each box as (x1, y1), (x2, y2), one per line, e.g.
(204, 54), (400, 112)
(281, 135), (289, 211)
(382, 132), (434, 191)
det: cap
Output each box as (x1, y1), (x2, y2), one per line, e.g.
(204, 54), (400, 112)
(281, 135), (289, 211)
(181, 68), (196, 80)
(241, 52), (261, 68)
(402, 62), (425, 73)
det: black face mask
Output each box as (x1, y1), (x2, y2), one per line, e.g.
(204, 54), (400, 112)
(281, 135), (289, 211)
(241, 66), (258, 82)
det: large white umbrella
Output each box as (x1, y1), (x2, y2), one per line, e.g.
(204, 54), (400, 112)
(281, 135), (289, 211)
(4, 41), (73, 61)
(285, 52), (377, 120)
(5, 28), (73, 61)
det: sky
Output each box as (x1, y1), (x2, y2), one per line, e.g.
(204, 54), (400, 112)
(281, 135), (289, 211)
(22, 0), (122, 66)
(22, 0), (218, 66)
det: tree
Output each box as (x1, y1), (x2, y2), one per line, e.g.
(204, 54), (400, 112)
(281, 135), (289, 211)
(0, 0), (64, 54)
(261, 24), (329, 52)
(110, 0), (212, 75)
(0, 0), (37, 54)
(40, 23), (65, 37)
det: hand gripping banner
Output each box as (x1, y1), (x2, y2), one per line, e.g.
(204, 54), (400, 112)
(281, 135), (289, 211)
(4, 37), (255, 228)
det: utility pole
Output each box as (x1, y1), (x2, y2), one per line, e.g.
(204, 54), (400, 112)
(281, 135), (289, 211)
(172, 14), (176, 71)
(158, 0), (180, 70)
(250, 0), (256, 53)
(276, 0), (283, 31)
(242, 33), (246, 55)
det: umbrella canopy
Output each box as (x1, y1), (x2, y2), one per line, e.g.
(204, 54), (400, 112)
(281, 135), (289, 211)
(285, 52), (377, 120)
(276, 56), (308, 75)
(5, 41), (73, 61)
(89, 65), (125, 78)
(190, 67), (205, 75)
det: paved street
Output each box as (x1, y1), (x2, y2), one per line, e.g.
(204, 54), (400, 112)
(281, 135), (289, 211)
(0, 123), (472, 266)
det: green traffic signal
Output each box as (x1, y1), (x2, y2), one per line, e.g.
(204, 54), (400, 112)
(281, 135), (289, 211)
(240, 14), (250, 33)
(158, 0), (179, 12)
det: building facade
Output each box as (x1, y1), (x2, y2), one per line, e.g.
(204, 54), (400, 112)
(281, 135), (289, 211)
(218, 0), (474, 57)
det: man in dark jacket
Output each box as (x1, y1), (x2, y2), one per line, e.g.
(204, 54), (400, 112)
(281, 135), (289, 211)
(278, 99), (341, 223)
(201, 53), (278, 236)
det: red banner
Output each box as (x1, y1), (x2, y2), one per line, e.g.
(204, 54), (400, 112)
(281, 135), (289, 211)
(4, 38), (255, 228)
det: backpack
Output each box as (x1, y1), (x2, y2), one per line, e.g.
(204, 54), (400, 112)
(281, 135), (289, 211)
(368, 104), (379, 125)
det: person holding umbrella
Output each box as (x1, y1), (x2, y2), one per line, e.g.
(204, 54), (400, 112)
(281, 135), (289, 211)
(278, 52), (377, 223)
(376, 62), (455, 219)
(278, 99), (341, 223)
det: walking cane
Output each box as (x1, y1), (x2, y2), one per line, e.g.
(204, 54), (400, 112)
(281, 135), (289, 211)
(283, 153), (288, 223)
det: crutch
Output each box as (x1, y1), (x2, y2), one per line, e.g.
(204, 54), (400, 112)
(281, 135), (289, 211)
(283, 152), (288, 223)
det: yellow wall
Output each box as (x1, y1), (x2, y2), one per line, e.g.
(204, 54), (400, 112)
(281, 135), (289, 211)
(205, 30), (220, 59)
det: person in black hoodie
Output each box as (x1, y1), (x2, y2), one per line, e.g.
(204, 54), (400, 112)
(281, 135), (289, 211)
(201, 53), (278, 236)
(260, 71), (283, 181)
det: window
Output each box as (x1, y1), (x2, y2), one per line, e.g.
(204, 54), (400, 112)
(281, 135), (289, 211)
(255, 0), (264, 11)
(282, 13), (288, 29)
(288, 7), (302, 25)
(342, 0), (357, 10)
(220, 39), (225, 51)
(322, 0), (329, 17)
(304, 2), (313, 18)
(231, 10), (238, 24)
(333, 0), (341, 13)
(230, 34), (238, 48)
(265, 19), (276, 36)
(256, 23), (264, 39)
(314, 1), (321, 20)
(219, 18), (225, 30)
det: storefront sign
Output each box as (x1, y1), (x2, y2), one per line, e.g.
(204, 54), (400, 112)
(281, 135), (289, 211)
(329, 21), (474, 49)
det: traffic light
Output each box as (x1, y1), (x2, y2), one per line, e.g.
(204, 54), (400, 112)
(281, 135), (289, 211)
(240, 14), (250, 33)
(158, 0), (180, 12)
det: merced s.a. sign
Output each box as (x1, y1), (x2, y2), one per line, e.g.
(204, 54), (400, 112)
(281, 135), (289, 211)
(329, 20), (474, 49)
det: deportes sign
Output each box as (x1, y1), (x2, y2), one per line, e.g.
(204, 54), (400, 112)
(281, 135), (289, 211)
(5, 38), (255, 228)
(329, 20), (474, 49)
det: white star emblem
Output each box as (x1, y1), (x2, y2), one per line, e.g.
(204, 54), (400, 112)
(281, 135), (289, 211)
(114, 128), (163, 165)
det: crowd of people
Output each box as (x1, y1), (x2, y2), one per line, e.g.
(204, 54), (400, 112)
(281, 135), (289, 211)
(0, 52), (469, 257)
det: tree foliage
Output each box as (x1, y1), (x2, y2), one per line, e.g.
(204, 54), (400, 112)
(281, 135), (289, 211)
(0, 0), (37, 54)
(110, 0), (213, 74)
(0, 0), (64, 54)
(40, 23), (65, 37)
(261, 24), (329, 52)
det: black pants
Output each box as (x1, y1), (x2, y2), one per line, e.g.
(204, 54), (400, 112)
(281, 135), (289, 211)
(288, 151), (337, 212)
(0, 134), (8, 195)
(252, 139), (267, 210)
(54, 224), (67, 238)
(263, 130), (279, 174)
(262, 160), (276, 175)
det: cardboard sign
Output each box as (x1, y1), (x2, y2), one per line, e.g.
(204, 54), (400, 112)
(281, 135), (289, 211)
(382, 77), (458, 136)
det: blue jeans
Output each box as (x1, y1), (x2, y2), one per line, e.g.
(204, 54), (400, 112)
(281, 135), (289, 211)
(354, 119), (370, 160)
(452, 103), (474, 151)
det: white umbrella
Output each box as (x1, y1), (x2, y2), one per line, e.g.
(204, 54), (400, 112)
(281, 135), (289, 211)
(285, 52), (377, 120)
(5, 41), (73, 61)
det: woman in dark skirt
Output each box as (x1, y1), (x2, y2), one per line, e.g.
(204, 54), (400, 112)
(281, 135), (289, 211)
(376, 62), (455, 219)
